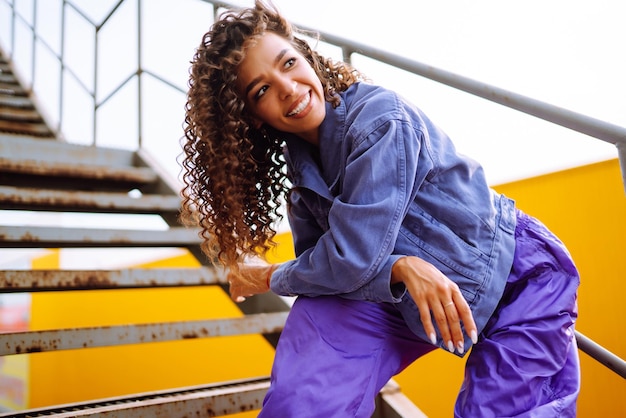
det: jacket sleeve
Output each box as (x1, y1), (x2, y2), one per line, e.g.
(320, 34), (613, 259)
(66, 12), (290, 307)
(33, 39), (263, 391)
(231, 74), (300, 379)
(271, 115), (424, 304)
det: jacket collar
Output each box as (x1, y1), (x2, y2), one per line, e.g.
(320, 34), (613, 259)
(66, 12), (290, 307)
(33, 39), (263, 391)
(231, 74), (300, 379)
(284, 90), (349, 200)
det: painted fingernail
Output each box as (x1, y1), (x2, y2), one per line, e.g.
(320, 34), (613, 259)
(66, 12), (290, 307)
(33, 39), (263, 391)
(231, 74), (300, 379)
(429, 333), (437, 345)
(447, 340), (455, 352)
(236, 296), (246, 302)
(471, 330), (478, 344)
(457, 341), (465, 355)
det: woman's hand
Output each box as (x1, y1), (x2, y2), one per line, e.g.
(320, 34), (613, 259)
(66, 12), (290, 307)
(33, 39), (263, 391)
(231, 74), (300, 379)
(391, 256), (477, 354)
(227, 263), (276, 303)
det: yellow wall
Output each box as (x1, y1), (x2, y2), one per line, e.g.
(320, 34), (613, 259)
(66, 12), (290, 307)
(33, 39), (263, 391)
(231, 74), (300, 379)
(25, 158), (625, 416)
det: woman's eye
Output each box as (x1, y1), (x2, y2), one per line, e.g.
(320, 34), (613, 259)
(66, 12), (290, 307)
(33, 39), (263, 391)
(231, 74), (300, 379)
(284, 57), (296, 68)
(255, 85), (269, 100)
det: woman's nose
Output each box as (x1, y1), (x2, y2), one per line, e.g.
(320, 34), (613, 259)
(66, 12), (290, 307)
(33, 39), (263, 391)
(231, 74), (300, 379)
(278, 78), (297, 99)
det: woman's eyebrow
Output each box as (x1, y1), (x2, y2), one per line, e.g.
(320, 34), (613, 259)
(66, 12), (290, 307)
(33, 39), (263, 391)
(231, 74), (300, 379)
(244, 48), (289, 95)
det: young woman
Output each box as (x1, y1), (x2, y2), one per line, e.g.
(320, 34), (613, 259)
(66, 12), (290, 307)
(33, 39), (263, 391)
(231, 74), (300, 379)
(181, 1), (580, 416)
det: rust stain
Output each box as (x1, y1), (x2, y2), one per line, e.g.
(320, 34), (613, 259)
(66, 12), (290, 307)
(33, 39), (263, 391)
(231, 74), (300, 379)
(0, 271), (121, 290)
(18, 232), (39, 242)
(72, 272), (116, 289)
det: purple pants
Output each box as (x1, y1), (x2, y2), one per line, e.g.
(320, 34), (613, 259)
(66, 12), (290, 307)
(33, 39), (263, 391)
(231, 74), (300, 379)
(260, 212), (580, 417)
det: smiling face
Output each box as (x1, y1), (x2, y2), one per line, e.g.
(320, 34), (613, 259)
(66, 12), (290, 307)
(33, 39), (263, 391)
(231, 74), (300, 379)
(237, 32), (326, 146)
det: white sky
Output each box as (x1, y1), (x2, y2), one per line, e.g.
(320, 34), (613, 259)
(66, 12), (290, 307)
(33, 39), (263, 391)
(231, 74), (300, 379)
(270, 0), (625, 184)
(0, 0), (624, 266)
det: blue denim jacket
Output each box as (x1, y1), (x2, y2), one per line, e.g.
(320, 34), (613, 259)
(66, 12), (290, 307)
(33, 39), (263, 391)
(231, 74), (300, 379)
(271, 82), (517, 353)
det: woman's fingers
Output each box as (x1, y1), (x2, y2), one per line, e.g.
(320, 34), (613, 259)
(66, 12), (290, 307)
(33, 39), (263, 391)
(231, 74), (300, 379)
(434, 299), (455, 353)
(416, 287), (477, 355)
(438, 288), (478, 354)
(454, 290), (478, 345)
(416, 298), (438, 345)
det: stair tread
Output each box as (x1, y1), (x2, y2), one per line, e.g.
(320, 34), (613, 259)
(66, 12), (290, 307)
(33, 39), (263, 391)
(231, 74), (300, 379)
(0, 157), (158, 183)
(0, 185), (181, 212)
(0, 94), (32, 108)
(0, 134), (139, 165)
(0, 267), (224, 290)
(0, 73), (17, 84)
(0, 106), (41, 121)
(0, 378), (270, 418)
(0, 314), (287, 355)
(0, 82), (27, 95)
(0, 225), (202, 247)
(0, 119), (53, 137)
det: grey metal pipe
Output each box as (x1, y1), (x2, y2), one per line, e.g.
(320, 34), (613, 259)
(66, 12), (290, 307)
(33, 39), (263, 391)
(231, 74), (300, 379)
(576, 331), (626, 379)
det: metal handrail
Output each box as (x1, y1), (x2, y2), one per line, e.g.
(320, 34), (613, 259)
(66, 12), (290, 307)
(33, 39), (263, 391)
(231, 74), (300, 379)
(576, 330), (626, 379)
(1, 0), (624, 381)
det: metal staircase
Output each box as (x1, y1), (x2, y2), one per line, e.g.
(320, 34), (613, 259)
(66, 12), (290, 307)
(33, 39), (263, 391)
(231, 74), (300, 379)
(0, 57), (52, 138)
(0, 47), (425, 417)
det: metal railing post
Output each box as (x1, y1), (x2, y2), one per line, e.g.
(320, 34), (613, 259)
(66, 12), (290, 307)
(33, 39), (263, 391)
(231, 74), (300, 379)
(137, 0), (143, 148)
(59, 0), (66, 137)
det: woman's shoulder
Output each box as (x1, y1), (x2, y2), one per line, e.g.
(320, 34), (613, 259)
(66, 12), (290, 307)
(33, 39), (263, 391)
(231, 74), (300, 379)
(341, 82), (410, 128)
(344, 82), (399, 107)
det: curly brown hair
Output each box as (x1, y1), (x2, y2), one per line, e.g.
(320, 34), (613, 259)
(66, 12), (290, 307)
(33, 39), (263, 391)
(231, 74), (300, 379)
(180, 0), (364, 272)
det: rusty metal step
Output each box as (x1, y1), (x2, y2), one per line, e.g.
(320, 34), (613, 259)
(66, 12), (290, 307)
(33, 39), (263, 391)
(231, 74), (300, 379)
(0, 312), (288, 355)
(0, 158), (158, 184)
(0, 73), (17, 84)
(0, 185), (180, 213)
(0, 89), (52, 136)
(0, 81), (27, 95)
(0, 94), (33, 109)
(0, 119), (53, 137)
(0, 377), (270, 417)
(0, 268), (224, 292)
(0, 134), (141, 168)
(0, 105), (41, 121)
(0, 225), (202, 248)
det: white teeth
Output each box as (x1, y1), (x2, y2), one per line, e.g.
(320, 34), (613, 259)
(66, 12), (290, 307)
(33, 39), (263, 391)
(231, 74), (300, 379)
(288, 93), (310, 116)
